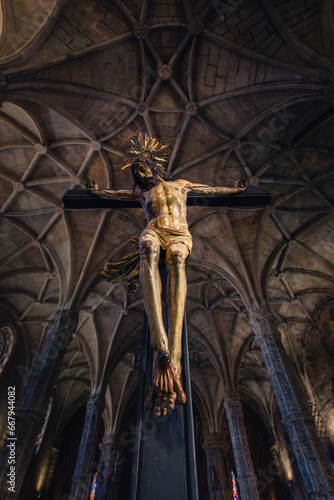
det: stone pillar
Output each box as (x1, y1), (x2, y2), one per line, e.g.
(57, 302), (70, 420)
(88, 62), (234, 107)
(224, 393), (260, 500)
(0, 309), (77, 499)
(275, 422), (306, 499)
(95, 433), (122, 500)
(44, 447), (60, 494)
(70, 393), (105, 500)
(250, 308), (334, 499)
(203, 432), (230, 500)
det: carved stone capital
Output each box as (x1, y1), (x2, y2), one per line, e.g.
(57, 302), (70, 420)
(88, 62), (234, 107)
(203, 432), (229, 451)
(96, 433), (122, 499)
(281, 412), (313, 426)
(50, 309), (78, 332)
(249, 307), (278, 339)
(100, 432), (116, 449)
(224, 392), (243, 415)
(33, 309), (78, 372)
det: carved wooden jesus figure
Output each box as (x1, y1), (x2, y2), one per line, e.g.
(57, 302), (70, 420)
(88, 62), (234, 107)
(87, 137), (246, 417)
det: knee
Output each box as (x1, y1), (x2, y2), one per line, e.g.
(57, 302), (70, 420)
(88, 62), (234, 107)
(141, 241), (159, 263)
(166, 249), (186, 267)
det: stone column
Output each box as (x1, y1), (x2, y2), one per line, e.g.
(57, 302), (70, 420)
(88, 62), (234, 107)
(70, 393), (105, 500)
(250, 308), (334, 499)
(44, 447), (60, 494)
(275, 421), (306, 499)
(203, 432), (230, 500)
(224, 393), (260, 500)
(0, 309), (77, 499)
(95, 433), (122, 500)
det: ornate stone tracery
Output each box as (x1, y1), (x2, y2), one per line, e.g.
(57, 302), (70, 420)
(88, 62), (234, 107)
(0, 325), (15, 376)
(250, 307), (334, 499)
(224, 393), (260, 500)
(70, 393), (105, 500)
(0, 309), (78, 498)
(203, 432), (230, 500)
(0, 0), (333, 498)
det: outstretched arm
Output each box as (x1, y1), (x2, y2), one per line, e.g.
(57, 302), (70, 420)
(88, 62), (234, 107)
(85, 180), (134, 201)
(183, 179), (247, 195)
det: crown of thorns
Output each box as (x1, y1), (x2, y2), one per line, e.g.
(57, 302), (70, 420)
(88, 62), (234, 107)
(122, 132), (169, 171)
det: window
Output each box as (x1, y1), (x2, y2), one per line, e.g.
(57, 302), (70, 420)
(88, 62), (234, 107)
(35, 397), (52, 453)
(90, 472), (98, 500)
(232, 470), (239, 499)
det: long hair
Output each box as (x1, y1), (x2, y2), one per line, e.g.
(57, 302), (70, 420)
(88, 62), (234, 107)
(131, 158), (173, 190)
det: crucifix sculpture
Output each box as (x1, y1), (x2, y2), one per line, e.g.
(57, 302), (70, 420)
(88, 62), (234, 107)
(85, 133), (247, 417)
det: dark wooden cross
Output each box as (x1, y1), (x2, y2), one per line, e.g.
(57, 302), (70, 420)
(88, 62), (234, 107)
(63, 185), (270, 210)
(62, 186), (270, 500)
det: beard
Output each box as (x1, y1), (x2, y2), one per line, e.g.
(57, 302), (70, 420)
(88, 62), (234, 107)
(132, 169), (160, 190)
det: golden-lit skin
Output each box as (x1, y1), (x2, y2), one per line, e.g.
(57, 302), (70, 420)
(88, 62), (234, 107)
(88, 162), (246, 416)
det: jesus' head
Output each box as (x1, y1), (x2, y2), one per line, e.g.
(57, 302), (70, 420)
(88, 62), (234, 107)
(131, 158), (172, 189)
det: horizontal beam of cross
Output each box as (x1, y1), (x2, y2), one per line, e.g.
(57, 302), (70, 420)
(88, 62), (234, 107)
(62, 187), (271, 209)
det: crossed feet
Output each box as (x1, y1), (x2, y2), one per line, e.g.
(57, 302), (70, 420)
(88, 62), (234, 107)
(145, 351), (186, 417)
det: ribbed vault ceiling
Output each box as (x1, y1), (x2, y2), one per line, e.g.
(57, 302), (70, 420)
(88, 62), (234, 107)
(0, 0), (333, 436)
